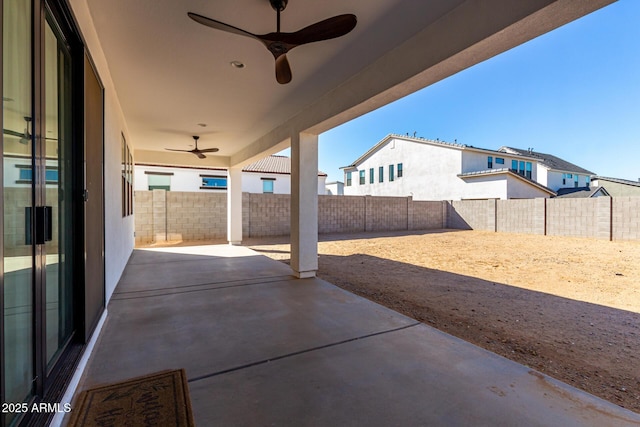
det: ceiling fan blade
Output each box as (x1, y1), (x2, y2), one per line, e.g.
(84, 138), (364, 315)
(188, 12), (259, 41)
(198, 148), (219, 153)
(275, 54), (292, 84)
(165, 148), (192, 152)
(280, 14), (357, 46)
(195, 152), (206, 159)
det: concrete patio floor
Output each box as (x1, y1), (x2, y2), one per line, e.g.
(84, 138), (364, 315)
(72, 244), (640, 426)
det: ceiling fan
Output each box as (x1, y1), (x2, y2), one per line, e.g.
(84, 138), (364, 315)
(188, 0), (357, 84)
(165, 136), (219, 159)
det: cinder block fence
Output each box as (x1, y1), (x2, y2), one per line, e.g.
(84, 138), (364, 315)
(135, 190), (640, 245)
(134, 191), (445, 245)
(446, 197), (639, 241)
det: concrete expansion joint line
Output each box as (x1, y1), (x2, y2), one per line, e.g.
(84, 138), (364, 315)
(110, 275), (292, 300)
(187, 322), (421, 384)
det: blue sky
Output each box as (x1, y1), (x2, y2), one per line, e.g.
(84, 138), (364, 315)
(300, 1), (640, 183)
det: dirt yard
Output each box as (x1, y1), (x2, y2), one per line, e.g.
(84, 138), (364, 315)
(246, 230), (640, 413)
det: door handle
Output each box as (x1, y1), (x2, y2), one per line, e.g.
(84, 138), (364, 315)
(44, 206), (52, 242)
(33, 206), (52, 244)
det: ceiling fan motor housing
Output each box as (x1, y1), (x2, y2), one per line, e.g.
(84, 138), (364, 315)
(269, 0), (288, 12)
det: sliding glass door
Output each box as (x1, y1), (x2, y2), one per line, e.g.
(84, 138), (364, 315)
(2, 1), (79, 425)
(44, 8), (75, 373)
(2, 1), (35, 425)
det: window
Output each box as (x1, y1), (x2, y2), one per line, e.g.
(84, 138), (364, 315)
(518, 161), (525, 176)
(574, 174), (579, 188)
(397, 163), (403, 178)
(201, 175), (227, 190)
(146, 172), (171, 191)
(488, 156), (493, 169)
(525, 162), (532, 179)
(346, 171), (352, 186)
(359, 170), (365, 185)
(586, 176), (591, 186)
(389, 164), (394, 181)
(495, 158), (505, 165)
(379, 166), (384, 183)
(122, 134), (133, 216)
(369, 168), (374, 184)
(15, 165), (59, 184)
(511, 159), (518, 171)
(262, 178), (275, 193)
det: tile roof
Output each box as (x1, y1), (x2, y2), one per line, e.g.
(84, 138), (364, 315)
(499, 147), (594, 175)
(243, 155), (327, 176)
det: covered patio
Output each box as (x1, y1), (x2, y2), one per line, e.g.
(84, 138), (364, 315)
(69, 244), (640, 426)
(3, 1), (632, 426)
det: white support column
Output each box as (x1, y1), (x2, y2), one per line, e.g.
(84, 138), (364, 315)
(227, 166), (243, 245)
(290, 132), (318, 278)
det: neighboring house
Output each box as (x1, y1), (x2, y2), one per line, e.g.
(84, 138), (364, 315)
(325, 181), (344, 195)
(555, 187), (610, 198)
(498, 147), (594, 191)
(590, 176), (640, 197)
(341, 134), (555, 200)
(134, 155), (327, 195)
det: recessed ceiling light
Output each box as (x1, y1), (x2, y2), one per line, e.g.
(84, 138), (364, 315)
(230, 60), (245, 69)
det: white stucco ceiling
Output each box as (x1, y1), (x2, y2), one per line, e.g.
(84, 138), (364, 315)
(81, 0), (614, 168)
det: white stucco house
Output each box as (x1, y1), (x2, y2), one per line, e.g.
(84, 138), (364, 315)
(590, 176), (640, 197)
(341, 134), (556, 200)
(134, 155), (327, 195)
(325, 181), (345, 195)
(498, 147), (595, 191)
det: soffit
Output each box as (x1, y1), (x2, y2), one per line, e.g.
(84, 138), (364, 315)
(82, 0), (615, 167)
(85, 0), (461, 158)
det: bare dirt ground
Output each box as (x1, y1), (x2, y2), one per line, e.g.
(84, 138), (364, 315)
(245, 230), (640, 413)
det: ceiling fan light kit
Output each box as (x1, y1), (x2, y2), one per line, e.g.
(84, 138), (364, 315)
(188, 0), (357, 84)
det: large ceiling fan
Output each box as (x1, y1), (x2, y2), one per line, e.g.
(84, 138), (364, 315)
(165, 135), (219, 159)
(188, 0), (357, 84)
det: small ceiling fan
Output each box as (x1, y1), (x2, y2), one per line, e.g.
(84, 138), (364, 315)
(188, 0), (357, 84)
(165, 136), (219, 159)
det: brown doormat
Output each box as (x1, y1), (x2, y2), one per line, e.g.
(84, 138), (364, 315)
(68, 369), (195, 426)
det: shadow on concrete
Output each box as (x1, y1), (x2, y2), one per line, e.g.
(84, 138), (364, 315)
(247, 245), (640, 413)
(318, 252), (640, 413)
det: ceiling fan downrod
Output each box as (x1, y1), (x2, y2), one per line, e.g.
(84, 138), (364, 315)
(269, 0), (288, 32)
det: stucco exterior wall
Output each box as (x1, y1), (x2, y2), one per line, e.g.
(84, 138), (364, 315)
(592, 179), (640, 197)
(70, 0), (136, 302)
(102, 68), (135, 302)
(343, 137), (547, 201)
(546, 170), (591, 192)
(134, 165), (326, 194)
(134, 165), (227, 192)
(461, 151), (536, 182)
(506, 176), (550, 199)
(343, 137), (465, 200)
